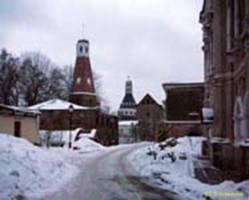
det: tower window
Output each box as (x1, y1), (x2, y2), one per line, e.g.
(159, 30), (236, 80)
(85, 46), (89, 53)
(79, 46), (83, 53)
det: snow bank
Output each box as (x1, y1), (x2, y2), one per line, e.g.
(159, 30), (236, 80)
(128, 136), (249, 200)
(0, 133), (78, 200)
(72, 138), (106, 153)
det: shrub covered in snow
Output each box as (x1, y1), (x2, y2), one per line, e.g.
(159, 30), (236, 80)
(0, 133), (77, 200)
(128, 136), (249, 200)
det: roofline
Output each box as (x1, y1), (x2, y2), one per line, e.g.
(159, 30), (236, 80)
(33, 107), (99, 111)
(0, 104), (40, 117)
(78, 39), (89, 43)
(28, 99), (99, 111)
(137, 93), (162, 107)
(162, 82), (204, 90)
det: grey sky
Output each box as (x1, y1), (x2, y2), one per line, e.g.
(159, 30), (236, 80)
(0, 0), (204, 111)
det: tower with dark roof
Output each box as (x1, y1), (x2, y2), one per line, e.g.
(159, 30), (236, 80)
(69, 39), (98, 107)
(118, 77), (137, 120)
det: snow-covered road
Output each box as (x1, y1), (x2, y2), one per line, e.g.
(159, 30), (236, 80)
(41, 143), (181, 200)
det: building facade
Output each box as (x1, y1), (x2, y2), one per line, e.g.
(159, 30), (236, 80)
(0, 104), (40, 143)
(200, 0), (249, 179)
(136, 94), (164, 141)
(162, 83), (204, 138)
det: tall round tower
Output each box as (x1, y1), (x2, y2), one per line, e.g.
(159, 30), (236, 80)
(69, 39), (98, 107)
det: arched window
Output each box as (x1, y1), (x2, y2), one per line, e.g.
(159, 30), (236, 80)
(234, 96), (246, 141)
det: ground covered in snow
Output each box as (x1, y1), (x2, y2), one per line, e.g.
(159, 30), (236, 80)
(128, 137), (249, 200)
(0, 133), (106, 200)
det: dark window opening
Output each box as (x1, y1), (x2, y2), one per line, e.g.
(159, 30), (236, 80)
(85, 46), (89, 53)
(146, 112), (150, 118)
(79, 46), (83, 53)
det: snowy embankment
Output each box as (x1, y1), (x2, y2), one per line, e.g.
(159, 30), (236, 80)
(73, 137), (106, 153)
(128, 137), (249, 200)
(0, 133), (78, 200)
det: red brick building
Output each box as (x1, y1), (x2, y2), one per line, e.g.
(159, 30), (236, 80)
(162, 83), (205, 138)
(136, 94), (164, 141)
(200, 0), (249, 179)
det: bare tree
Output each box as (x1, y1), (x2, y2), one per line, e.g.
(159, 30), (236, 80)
(19, 55), (49, 106)
(0, 49), (19, 105)
(19, 52), (68, 106)
(93, 70), (110, 113)
(61, 65), (74, 99)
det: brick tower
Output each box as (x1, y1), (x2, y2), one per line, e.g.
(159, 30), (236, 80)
(70, 39), (98, 107)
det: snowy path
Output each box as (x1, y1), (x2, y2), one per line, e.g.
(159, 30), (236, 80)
(40, 143), (181, 200)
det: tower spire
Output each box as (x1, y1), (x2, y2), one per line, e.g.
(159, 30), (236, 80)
(125, 76), (132, 94)
(118, 77), (137, 120)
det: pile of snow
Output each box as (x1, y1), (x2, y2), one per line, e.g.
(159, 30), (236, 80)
(72, 138), (106, 153)
(77, 129), (96, 140)
(0, 133), (78, 200)
(128, 136), (249, 200)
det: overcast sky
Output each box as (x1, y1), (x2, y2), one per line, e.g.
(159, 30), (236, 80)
(0, 0), (204, 111)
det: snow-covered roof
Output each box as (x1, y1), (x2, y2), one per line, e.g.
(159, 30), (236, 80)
(0, 104), (40, 116)
(118, 120), (138, 126)
(29, 99), (97, 111)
